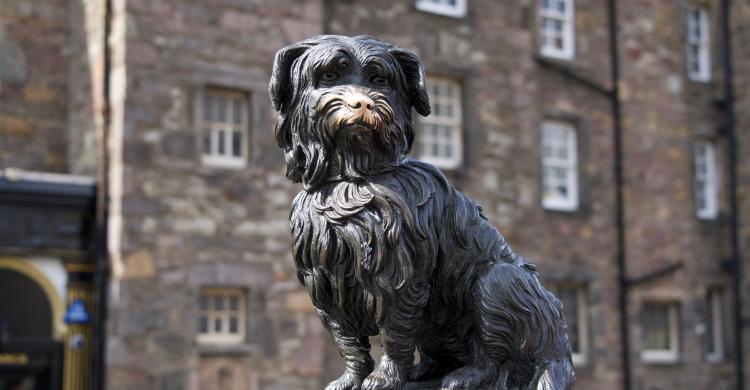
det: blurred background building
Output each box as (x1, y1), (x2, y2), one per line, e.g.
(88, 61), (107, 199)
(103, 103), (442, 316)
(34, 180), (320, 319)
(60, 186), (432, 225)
(0, 0), (749, 389)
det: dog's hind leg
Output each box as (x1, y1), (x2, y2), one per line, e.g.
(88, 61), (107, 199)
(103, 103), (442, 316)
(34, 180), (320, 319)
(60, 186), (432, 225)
(523, 359), (575, 390)
(476, 262), (575, 390)
(318, 309), (375, 390)
(440, 360), (500, 390)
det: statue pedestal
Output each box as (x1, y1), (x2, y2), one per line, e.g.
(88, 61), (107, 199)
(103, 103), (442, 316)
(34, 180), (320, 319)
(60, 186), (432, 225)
(405, 380), (442, 390)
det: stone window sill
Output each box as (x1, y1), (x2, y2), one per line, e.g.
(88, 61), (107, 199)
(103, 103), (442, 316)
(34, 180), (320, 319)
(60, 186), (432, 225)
(197, 342), (257, 356)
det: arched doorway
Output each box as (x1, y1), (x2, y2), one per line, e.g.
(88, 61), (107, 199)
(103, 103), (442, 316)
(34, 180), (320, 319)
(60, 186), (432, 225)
(0, 258), (63, 390)
(0, 268), (54, 339)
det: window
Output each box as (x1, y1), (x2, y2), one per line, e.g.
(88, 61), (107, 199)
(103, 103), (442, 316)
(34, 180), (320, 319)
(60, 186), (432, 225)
(686, 5), (711, 81)
(541, 121), (578, 211)
(641, 302), (680, 363)
(539, 0), (575, 59)
(197, 288), (246, 344)
(415, 0), (467, 17)
(416, 77), (463, 169)
(706, 288), (724, 362)
(694, 141), (718, 219)
(201, 88), (249, 168)
(548, 283), (588, 366)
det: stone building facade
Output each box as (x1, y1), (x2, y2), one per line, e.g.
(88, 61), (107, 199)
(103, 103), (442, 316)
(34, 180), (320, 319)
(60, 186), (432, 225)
(1, 0), (749, 389)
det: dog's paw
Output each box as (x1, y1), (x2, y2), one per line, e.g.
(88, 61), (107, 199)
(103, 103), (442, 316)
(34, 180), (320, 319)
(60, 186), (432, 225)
(362, 355), (406, 390)
(441, 366), (495, 390)
(326, 372), (363, 390)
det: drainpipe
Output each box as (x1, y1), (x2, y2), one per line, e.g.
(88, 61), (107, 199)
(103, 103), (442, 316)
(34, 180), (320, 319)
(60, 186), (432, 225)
(607, 1), (632, 389)
(720, 0), (745, 389)
(92, 0), (112, 388)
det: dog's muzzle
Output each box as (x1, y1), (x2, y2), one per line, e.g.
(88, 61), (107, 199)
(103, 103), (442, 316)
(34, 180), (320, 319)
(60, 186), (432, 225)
(342, 90), (376, 124)
(317, 86), (390, 133)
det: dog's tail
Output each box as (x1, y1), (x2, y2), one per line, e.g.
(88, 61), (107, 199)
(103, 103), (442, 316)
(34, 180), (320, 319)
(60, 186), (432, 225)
(477, 261), (576, 390)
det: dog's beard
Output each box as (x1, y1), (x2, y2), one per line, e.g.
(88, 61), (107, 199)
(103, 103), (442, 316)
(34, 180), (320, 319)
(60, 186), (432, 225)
(313, 91), (410, 181)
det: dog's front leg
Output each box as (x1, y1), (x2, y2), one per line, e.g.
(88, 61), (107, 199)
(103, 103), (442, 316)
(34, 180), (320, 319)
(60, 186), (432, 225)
(363, 284), (429, 390)
(317, 309), (375, 390)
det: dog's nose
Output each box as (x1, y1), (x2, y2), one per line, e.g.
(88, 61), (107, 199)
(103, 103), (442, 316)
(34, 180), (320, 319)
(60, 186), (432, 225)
(344, 93), (375, 115)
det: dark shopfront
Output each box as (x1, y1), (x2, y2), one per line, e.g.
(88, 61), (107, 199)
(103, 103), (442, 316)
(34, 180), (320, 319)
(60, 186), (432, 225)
(0, 170), (100, 390)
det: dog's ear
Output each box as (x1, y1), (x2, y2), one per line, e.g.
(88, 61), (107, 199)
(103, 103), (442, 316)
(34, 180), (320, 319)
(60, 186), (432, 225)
(390, 48), (431, 117)
(269, 41), (314, 112)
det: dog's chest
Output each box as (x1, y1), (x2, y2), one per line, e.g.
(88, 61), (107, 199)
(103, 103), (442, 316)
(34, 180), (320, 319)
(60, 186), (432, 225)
(291, 181), (385, 271)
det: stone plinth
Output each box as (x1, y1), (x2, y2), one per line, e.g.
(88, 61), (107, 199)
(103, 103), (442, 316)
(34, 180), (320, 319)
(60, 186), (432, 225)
(404, 380), (442, 390)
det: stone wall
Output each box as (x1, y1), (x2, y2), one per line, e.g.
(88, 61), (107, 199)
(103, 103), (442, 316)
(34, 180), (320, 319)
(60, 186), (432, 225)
(732, 0), (750, 386)
(0, 0), (100, 175)
(0, 0), (72, 171)
(617, 2), (735, 389)
(104, 1), (338, 389)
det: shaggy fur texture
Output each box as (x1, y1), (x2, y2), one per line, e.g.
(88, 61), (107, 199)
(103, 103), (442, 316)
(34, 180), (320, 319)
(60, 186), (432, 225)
(270, 35), (575, 390)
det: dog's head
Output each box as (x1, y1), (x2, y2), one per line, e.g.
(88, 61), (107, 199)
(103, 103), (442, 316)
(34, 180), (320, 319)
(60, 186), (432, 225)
(269, 35), (430, 190)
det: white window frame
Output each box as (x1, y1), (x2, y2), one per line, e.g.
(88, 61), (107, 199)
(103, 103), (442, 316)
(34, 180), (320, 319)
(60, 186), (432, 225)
(417, 77), (463, 169)
(200, 88), (249, 169)
(541, 120), (579, 211)
(539, 0), (575, 60)
(686, 5), (711, 82)
(548, 283), (589, 366)
(197, 287), (246, 345)
(694, 141), (718, 219)
(415, 0), (467, 18)
(706, 288), (724, 362)
(641, 302), (680, 363)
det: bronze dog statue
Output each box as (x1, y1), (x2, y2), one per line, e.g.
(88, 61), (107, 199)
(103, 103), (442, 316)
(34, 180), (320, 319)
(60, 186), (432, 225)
(270, 35), (575, 390)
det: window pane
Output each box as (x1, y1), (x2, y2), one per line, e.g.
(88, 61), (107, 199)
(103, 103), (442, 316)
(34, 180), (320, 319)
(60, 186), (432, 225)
(233, 99), (242, 124)
(558, 288), (579, 352)
(232, 131), (242, 157)
(199, 316), (208, 333)
(229, 316), (239, 333)
(214, 317), (222, 332)
(218, 130), (226, 155)
(214, 295), (224, 311)
(706, 289), (723, 358)
(229, 295), (240, 311)
(217, 96), (227, 122)
(203, 129), (212, 154)
(203, 95), (212, 122)
(706, 295), (716, 354)
(643, 304), (671, 350)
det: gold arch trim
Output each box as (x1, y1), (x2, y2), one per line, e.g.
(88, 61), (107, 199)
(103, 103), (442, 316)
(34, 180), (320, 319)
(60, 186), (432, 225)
(0, 257), (66, 339)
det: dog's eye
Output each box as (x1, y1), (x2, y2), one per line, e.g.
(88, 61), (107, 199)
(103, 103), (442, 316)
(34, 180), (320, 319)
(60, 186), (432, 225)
(322, 71), (340, 82)
(370, 75), (389, 87)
